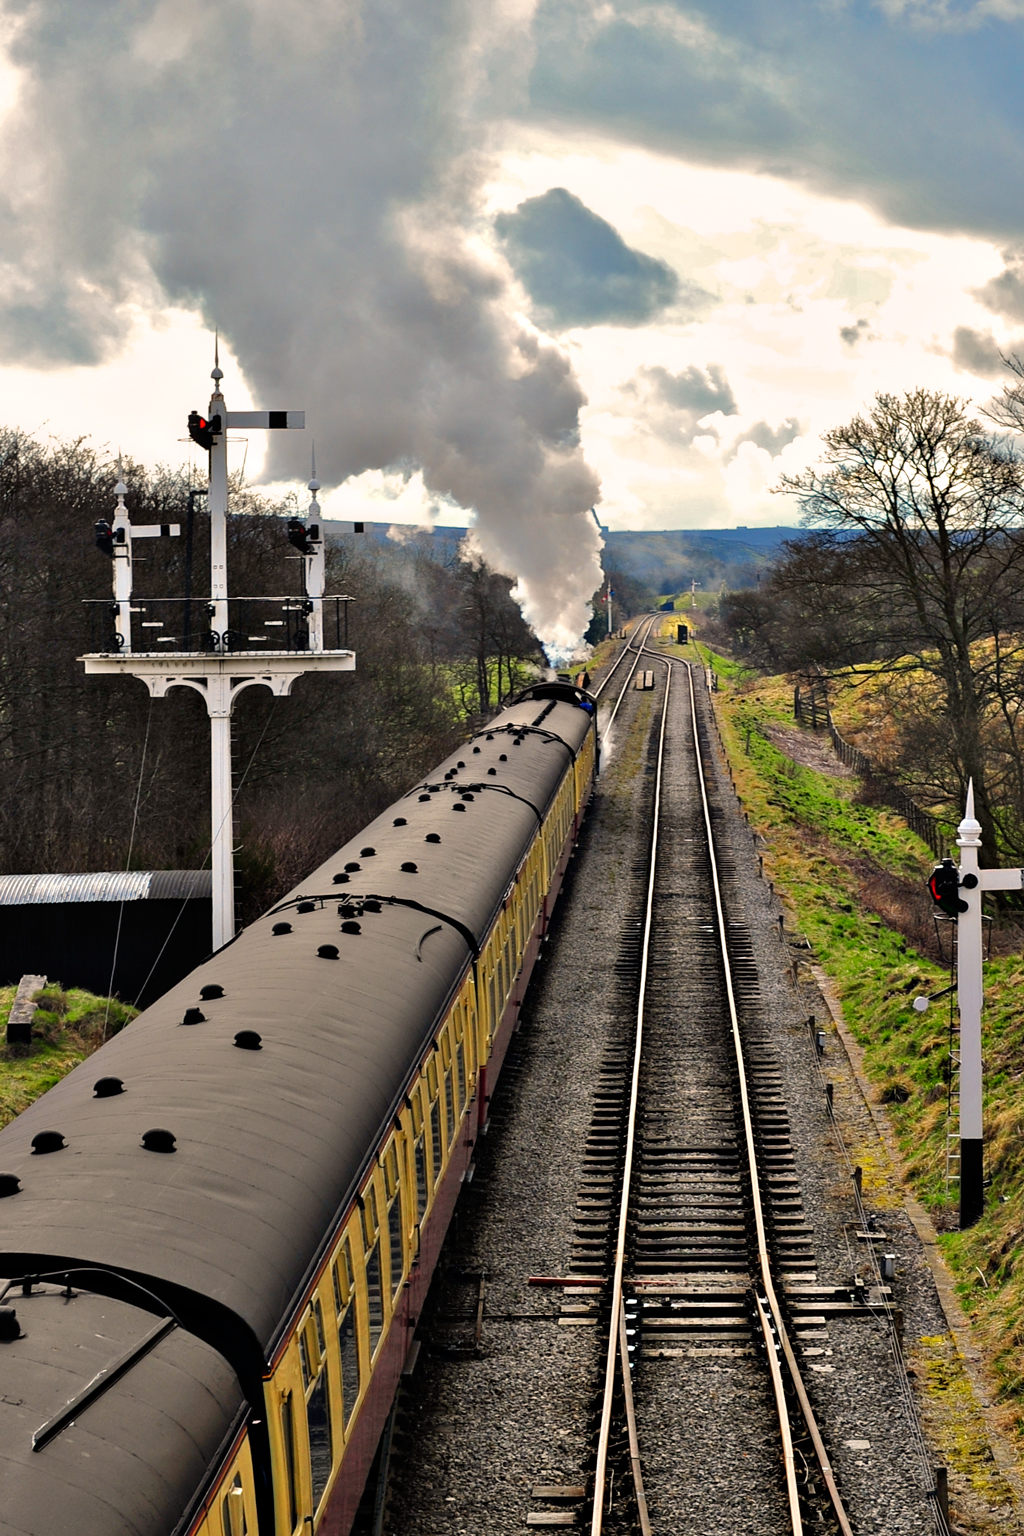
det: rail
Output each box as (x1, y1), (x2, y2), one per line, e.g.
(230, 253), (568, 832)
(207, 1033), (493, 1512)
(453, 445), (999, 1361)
(687, 659), (852, 1536)
(590, 656), (669, 1536)
(586, 644), (855, 1536)
(591, 614), (658, 704)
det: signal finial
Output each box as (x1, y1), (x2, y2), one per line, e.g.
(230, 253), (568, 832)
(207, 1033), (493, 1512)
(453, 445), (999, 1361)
(308, 444), (321, 518)
(958, 779), (982, 847)
(211, 331), (223, 384)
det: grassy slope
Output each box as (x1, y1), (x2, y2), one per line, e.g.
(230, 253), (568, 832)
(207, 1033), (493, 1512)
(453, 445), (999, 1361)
(707, 660), (1024, 1454)
(0, 985), (136, 1130)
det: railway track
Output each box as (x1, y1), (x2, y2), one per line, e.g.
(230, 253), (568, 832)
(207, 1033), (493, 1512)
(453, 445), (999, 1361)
(590, 614), (659, 713)
(580, 646), (857, 1536)
(382, 617), (949, 1536)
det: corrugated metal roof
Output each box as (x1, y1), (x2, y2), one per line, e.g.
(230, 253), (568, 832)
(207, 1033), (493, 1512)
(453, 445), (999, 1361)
(0, 870), (212, 905)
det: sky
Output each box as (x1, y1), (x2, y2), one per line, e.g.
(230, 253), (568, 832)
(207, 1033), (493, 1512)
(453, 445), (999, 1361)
(0, 1), (1023, 647)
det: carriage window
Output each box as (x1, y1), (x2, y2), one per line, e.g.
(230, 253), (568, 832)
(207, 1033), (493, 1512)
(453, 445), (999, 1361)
(429, 1099), (442, 1186)
(221, 1474), (247, 1536)
(383, 1143), (400, 1199)
(361, 1187), (379, 1251)
(365, 1243), (384, 1355)
(332, 1236), (354, 1317)
(445, 1068), (455, 1146)
(306, 1365), (333, 1509)
(313, 1298), (326, 1356)
(414, 1135), (428, 1217)
(456, 1042), (466, 1111)
(338, 1303), (360, 1424)
(298, 1330), (312, 1390)
(281, 1393), (299, 1533)
(387, 1184), (404, 1300)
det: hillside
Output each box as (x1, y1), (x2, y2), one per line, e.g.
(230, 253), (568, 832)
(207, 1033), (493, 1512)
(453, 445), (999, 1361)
(322, 521), (799, 595)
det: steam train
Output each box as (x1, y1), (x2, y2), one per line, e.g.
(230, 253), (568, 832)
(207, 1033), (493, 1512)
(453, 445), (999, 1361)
(0, 680), (598, 1536)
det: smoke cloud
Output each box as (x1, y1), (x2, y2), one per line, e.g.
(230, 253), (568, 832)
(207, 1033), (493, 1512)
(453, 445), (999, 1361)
(0, 0), (602, 653)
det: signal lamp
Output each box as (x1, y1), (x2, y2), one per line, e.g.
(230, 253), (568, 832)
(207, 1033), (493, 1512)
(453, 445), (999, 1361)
(187, 411), (221, 450)
(928, 857), (968, 917)
(287, 518), (312, 555)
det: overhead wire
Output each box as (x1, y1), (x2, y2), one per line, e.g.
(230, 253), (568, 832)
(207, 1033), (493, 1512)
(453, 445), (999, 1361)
(102, 697), (154, 1040)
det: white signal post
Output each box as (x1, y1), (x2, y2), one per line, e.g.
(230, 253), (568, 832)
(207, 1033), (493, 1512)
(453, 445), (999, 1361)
(81, 351), (356, 952)
(954, 782), (1022, 1226)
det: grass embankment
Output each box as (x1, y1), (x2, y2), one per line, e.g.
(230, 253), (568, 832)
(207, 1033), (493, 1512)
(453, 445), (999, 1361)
(710, 664), (1024, 1456)
(0, 985), (136, 1130)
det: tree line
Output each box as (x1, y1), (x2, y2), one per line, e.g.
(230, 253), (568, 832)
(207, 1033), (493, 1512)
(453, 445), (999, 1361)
(0, 432), (542, 920)
(720, 367), (1024, 861)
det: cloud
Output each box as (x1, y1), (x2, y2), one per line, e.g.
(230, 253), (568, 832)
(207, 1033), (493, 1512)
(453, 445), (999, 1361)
(495, 186), (683, 326)
(0, 0), (604, 653)
(529, 1), (1024, 241)
(951, 325), (1005, 376)
(839, 318), (873, 347)
(628, 361), (738, 447)
(643, 362), (738, 416)
(974, 255), (1024, 321)
(730, 418), (801, 459)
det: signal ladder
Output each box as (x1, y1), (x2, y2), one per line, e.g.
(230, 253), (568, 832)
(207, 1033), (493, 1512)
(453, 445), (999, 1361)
(934, 914), (960, 1203)
(944, 1045), (960, 1202)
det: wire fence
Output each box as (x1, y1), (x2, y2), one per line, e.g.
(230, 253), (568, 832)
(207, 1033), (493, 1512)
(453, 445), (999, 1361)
(794, 683), (948, 858)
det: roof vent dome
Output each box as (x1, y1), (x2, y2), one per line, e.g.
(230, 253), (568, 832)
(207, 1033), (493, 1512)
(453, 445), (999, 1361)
(142, 1128), (176, 1153)
(31, 1131), (65, 1154)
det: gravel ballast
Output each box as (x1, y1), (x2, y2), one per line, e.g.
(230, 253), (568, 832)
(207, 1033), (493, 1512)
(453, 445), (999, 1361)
(380, 642), (1017, 1536)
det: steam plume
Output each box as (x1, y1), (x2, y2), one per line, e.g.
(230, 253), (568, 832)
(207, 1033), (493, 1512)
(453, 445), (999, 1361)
(0, 0), (602, 652)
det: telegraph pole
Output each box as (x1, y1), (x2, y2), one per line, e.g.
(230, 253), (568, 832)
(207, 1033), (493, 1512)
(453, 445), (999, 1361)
(82, 348), (356, 951)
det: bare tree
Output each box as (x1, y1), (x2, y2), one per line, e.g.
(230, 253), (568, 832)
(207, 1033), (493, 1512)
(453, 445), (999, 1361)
(778, 389), (1024, 853)
(455, 556), (541, 716)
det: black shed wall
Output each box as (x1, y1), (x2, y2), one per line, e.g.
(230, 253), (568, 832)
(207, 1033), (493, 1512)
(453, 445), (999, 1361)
(0, 894), (211, 1006)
